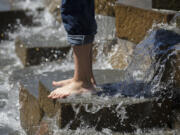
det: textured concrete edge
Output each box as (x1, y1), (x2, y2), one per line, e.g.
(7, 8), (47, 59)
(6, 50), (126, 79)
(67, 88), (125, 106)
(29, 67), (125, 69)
(115, 3), (175, 44)
(19, 84), (44, 135)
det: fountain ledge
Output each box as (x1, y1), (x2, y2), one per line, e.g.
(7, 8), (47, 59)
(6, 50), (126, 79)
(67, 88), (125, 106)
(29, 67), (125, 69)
(12, 68), (173, 134)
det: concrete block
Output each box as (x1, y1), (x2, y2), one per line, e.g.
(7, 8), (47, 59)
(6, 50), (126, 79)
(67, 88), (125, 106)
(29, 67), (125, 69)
(19, 86), (43, 135)
(117, 0), (152, 9)
(11, 67), (173, 133)
(15, 30), (70, 66)
(115, 3), (175, 43)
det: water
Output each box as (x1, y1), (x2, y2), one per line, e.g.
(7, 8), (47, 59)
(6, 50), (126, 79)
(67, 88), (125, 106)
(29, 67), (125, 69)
(0, 0), (11, 11)
(0, 0), (113, 134)
(0, 0), (179, 134)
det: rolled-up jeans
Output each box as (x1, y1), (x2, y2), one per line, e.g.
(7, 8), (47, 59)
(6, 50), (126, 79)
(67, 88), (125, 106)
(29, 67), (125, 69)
(60, 0), (97, 46)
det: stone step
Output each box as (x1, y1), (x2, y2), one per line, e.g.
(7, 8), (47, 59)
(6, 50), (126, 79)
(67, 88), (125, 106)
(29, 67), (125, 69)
(0, 10), (34, 41)
(10, 66), (173, 134)
(47, 129), (177, 135)
(117, 0), (152, 10)
(14, 15), (118, 67)
(118, 0), (180, 11)
(115, 3), (175, 44)
(124, 29), (180, 96)
(15, 28), (70, 66)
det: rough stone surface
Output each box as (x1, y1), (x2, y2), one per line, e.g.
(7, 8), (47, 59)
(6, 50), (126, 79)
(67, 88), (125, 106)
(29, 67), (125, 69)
(54, 95), (171, 132)
(15, 30), (70, 66)
(12, 66), (173, 133)
(35, 117), (54, 135)
(95, 0), (116, 16)
(19, 86), (43, 135)
(152, 0), (180, 11)
(39, 82), (59, 118)
(115, 3), (175, 43)
(117, 0), (152, 9)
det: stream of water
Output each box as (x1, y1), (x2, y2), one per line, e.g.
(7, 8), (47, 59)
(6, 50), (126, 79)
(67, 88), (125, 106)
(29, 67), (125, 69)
(0, 0), (179, 135)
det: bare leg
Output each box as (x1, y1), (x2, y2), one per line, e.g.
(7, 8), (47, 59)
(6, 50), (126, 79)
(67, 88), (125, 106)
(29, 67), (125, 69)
(48, 43), (96, 99)
(52, 45), (96, 87)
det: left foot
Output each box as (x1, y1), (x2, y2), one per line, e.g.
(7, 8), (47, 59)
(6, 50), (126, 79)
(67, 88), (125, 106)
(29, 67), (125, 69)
(52, 78), (73, 87)
(48, 79), (96, 99)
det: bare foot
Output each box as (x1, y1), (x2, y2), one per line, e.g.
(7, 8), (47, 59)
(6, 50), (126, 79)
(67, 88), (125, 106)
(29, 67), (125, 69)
(52, 78), (73, 87)
(52, 77), (96, 87)
(48, 79), (96, 99)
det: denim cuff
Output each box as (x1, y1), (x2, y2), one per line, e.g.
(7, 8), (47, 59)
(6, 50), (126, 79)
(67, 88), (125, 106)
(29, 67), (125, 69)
(67, 34), (95, 46)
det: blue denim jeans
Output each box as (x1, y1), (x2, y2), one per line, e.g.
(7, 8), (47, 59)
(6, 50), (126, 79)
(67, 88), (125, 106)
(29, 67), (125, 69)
(61, 0), (97, 46)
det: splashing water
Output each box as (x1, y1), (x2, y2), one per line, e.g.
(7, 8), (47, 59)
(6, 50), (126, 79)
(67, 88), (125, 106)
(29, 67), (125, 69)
(0, 0), (179, 134)
(0, 1), (114, 135)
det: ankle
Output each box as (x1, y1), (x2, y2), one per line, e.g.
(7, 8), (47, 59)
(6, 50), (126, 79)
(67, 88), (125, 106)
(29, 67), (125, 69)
(72, 78), (94, 88)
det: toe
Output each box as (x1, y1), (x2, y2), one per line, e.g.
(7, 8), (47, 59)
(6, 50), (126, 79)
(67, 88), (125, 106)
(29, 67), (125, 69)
(52, 94), (61, 99)
(48, 91), (56, 98)
(48, 92), (53, 98)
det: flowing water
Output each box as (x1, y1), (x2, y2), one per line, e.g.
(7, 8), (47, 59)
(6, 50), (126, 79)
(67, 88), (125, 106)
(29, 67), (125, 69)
(0, 0), (179, 135)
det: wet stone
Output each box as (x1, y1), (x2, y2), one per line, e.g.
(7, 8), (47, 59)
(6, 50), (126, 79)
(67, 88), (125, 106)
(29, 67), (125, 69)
(53, 130), (177, 135)
(125, 29), (180, 101)
(95, 0), (116, 16)
(152, 0), (180, 11)
(15, 30), (70, 66)
(13, 66), (173, 133)
(117, 0), (152, 9)
(0, 10), (34, 41)
(43, 0), (62, 23)
(115, 3), (175, 43)
(108, 38), (136, 70)
(19, 86), (43, 135)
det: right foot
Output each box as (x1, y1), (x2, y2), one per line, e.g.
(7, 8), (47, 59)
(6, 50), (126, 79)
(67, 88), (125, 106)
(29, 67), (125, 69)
(48, 79), (96, 99)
